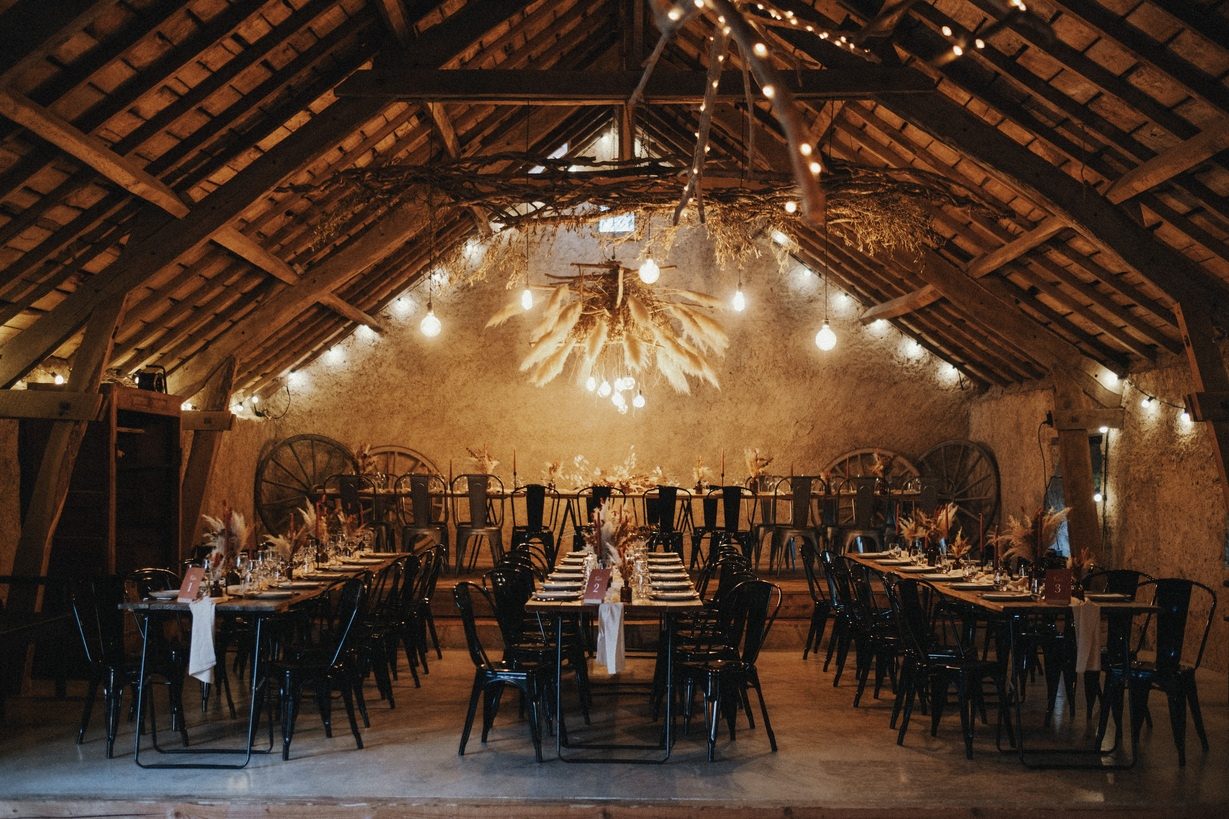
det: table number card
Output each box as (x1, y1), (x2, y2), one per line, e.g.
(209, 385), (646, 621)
(178, 567), (205, 602)
(583, 568), (612, 604)
(1044, 568), (1072, 603)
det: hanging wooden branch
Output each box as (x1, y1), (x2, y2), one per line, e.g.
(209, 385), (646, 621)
(674, 26), (729, 225)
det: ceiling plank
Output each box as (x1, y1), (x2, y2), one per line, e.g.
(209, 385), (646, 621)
(859, 286), (943, 323)
(335, 67), (935, 103)
(0, 0), (533, 388)
(214, 228), (300, 285)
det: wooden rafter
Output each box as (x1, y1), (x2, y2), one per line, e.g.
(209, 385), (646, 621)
(318, 293), (387, 334)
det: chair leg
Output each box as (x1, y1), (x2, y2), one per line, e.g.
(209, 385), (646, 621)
(316, 684), (333, 738)
(706, 674), (722, 762)
(459, 676), (483, 755)
(1083, 669), (1101, 720)
(1127, 677), (1151, 764)
(338, 679), (364, 750)
(1184, 673), (1209, 752)
(897, 672), (918, 746)
(1163, 683), (1188, 767)
(78, 677), (100, 744)
(751, 675), (777, 752)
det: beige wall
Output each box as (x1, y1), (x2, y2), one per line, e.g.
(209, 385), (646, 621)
(203, 226), (974, 527)
(971, 362), (1229, 672)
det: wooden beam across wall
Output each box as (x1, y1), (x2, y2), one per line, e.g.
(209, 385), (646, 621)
(335, 67), (936, 103)
(318, 293), (386, 334)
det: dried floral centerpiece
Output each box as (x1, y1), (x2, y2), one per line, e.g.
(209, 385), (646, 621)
(488, 261), (727, 394)
(991, 507), (1070, 571)
(692, 457), (712, 492)
(466, 444), (500, 476)
(745, 448), (773, 486)
(200, 506), (249, 593)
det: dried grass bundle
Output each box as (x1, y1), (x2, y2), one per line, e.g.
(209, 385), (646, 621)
(497, 266), (728, 393)
(991, 507), (1070, 564)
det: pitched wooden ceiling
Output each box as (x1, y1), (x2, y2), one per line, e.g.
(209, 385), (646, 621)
(0, 0), (1226, 402)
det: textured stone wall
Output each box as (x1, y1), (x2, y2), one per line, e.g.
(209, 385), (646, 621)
(203, 226), (975, 527)
(971, 363), (1229, 672)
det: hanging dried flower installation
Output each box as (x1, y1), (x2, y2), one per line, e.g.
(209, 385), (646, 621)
(487, 260), (727, 394)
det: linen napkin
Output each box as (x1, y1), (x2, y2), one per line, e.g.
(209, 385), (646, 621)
(1071, 598), (1102, 674)
(595, 601), (626, 675)
(188, 596), (217, 685)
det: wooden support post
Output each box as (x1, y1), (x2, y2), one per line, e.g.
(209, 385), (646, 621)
(1053, 376), (1104, 565)
(8, 292), (128, 611)
(179, 357), (236, 557)
(1174, 302), (1229, 513)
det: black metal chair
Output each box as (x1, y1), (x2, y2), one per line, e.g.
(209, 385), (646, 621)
(69, 575), (188, 757)
(885, 576), (1012, 758)
(1081, 569), (1152, 720)
(800, 542), (832, 660)
(766, 475), (823, 573)
(819, 549), (855, 682)
(842, 557), (899, 706)
(411, 543), (447, 666)
(324, 473), (393, 549)
(272, 576), (367, 760)
(572, 484), (622, 551)
(676, 579), (782, 761)
(396, 472), (449, 555)
(453, 582), (549, 761)
(1122, 578), (1216, 766)
(452, 473), (505, 574)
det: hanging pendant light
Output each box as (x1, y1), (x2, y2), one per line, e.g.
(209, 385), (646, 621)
(815, 320), (836, 351)
(520, 286), (534, 311)
(639, 206), (660, 284)
(632, 390), (646, 409)
(815, 142), (836, 352)
(520, 115), (535, 310)
(731, 272), (746, 312)
(420, 296), (441, 337)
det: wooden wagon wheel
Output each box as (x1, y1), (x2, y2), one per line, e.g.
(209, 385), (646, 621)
(367, 444), (446, 524)
(254, 434), (358, 534)
(823, 447), (919, 484)
(823, 448), (919, 527)
(916, 439), (1001, 540)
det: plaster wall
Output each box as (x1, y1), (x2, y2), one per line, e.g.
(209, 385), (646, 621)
(971, 364), (1229, 672)
(203, 226), (975, 527)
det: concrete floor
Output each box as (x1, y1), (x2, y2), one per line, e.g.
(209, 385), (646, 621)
(1, 645), (1228, 817)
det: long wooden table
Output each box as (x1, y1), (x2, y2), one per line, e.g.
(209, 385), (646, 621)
(849, 551), (1155, 769)
(525, 552), (703, 763)
(120, 553), (399, 769)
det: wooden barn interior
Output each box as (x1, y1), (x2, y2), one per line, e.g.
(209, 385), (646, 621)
(1, 0), (1228, 815)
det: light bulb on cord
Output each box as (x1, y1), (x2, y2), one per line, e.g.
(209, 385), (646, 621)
(597, 379), (612, 397)
(632, 391), (646, 409)
(585, 376), (597, 392)
(638, 256), (660, 284)
(420, 298), (441, 337)
(520, 287), (534, 311)
(732, 288), (746, 312)
(53, 373), (65, 385)
(815, 320), (837, 351)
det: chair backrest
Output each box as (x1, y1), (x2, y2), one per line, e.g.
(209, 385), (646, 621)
(885, 577), (945, 659)
(326, 577), (368, 666)
(720, 579), (782, 666)
(452, 473), (504, 528)
(642, 485), (688, 534)
(401, 473), (447, 525)
(1137, 578), (1217, 672)
(512, 483), (549, 531)
(852, 477), (877, 529)
(709, 485), (756, 532)
(325, 473), (374, 522)
(414, 544), (445, 602)
(777, 475), (820, 528)
(1084, 568), (1151, 595)
(124, 567), (179, 600)
(819, 549), (846, 610)
(484, 563), (535, 652)
(70, 576), (126, 668)
(800, 541), (827, 605)
(453, 581), (495, 671)
(580, 485), (615, 519)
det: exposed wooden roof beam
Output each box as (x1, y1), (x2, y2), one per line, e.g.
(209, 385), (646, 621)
(0, 1), (111, 80)
(859, 117), (1229, 324)
(317, 293), (387, 334)
(335, 67), (935, 103)
(0, 0), (531, 388)
(0, 86), (303, 286)
(374, 0), (415, 43)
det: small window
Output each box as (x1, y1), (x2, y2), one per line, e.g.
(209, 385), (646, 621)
(598, 212), (635, 233)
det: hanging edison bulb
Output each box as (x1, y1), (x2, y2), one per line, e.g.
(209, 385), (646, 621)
(632, 391), (646, 409)
(731, 288), (746, 312)
(420, 298), (442, 337)
(585, 375), (598, 392)
(815, 320), (836, 351)
(520, 287), (534, 311)
(638, 256), (661, 284)
(597, 379), (612, 397)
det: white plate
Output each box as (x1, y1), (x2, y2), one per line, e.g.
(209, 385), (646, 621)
(534, 590), (580, 600)
(652, 582), (692, 590)
(148, 590), (179, 600)
(256, 590), (294, 599)
(982, 591), (1034, 601)
(542, 582), (583, 590)
(282, 581), (319, 589)
(951, 582), (996, 591)
(651, 591), (700, 600)
(651, 572), (689, 580)
(1085, 592), (1130, 602)
(874, 559), (913, 566)
(896, 565), (934, 574)
(919, 573), (961, 582)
